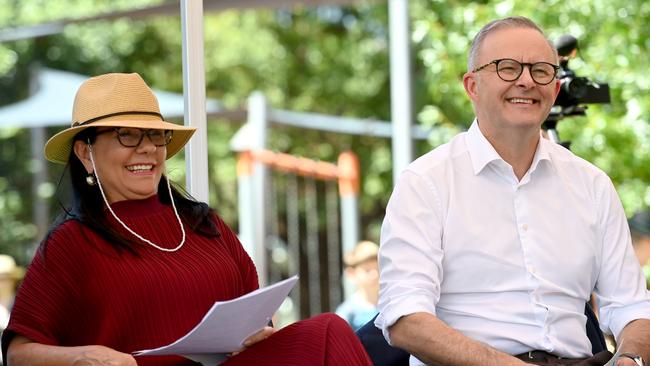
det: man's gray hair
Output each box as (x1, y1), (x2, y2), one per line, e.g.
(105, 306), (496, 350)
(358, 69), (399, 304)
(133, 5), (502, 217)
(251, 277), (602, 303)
(467, 16), (557, 71)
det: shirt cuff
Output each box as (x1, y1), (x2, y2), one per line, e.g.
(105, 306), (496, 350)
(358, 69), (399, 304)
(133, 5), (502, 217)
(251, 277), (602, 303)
(375, 296), (437, 345)
(602, 300), (650, 341)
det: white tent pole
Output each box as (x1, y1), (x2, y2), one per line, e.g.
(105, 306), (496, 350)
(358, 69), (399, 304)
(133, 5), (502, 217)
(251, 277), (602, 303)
(388, 0), (413, 184)
(248, 92), (269, 286)
(30, 127), (49, 248)
(181, 0), (209, 202)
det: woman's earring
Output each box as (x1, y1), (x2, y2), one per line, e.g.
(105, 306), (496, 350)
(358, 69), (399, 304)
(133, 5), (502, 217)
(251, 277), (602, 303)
(86, 173), (96, 186)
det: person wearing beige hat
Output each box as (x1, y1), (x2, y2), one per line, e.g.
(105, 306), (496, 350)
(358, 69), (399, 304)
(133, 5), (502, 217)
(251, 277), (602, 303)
(0, 254), (23, 324)
(336, 241), (379, 330)
(0, 254), (23, 311)
(0, 254), (24, 366)
(629, 211), (650, 287)
(3, 73), (371, 366)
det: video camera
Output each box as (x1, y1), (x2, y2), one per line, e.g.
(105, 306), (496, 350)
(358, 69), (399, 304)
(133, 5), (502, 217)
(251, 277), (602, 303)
(544, 35), (611, 145)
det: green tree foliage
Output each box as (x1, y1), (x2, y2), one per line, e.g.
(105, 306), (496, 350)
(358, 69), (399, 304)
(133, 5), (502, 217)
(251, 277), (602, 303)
(0, 0), (648, 264)
(0, 128), (38, 261)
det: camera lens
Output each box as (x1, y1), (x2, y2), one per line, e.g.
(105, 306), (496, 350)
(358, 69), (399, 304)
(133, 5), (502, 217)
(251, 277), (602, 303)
(564, 77), (589, 99)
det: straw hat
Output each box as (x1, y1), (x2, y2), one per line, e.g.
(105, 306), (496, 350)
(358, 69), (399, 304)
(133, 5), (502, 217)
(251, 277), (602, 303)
(44, 72), (196, 164)
(0, 255), (24, 280)
(344, 240), (379, 267)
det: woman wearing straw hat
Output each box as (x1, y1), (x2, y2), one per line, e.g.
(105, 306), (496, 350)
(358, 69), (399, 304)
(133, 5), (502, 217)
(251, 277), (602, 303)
(2, 73), (371, 366)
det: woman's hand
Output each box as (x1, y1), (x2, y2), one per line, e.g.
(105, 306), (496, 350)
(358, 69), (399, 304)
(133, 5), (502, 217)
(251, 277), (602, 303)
(8, 336), (137, 366)
(229, 326), (276, 357)
(71, 345), (137, 366)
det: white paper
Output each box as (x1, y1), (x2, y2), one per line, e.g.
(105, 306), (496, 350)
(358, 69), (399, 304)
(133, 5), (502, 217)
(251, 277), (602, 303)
(133, 275), (299, 365)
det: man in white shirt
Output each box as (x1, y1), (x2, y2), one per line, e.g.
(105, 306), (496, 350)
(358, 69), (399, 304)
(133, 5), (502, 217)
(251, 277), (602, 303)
(376, 16), (650, 366)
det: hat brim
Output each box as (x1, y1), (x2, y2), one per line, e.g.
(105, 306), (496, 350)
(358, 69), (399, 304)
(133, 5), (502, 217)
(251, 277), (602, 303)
(44, 117), (196, 164)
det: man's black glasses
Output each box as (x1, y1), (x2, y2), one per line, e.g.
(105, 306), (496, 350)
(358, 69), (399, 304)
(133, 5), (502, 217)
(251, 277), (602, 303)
(472, 58), (560, 85)
(96, 128), (173, 148)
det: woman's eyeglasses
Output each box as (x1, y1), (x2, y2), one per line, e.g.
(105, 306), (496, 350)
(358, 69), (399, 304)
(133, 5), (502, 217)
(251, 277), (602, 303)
(95, 128), (173, 148)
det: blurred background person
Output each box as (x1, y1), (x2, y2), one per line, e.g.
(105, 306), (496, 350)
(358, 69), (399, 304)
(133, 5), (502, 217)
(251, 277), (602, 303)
(336, 240), (379, 330)
(629, 211), (650, 286)
(0, 254), (24, 327)
(0, 254), (24, 366)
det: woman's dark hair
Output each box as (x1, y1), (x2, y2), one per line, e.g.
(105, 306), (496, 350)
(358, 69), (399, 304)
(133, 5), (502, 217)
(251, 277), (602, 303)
(41, 127), (219, 255)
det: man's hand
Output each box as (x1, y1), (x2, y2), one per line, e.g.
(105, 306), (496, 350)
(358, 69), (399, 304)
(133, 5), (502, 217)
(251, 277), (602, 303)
(616, 354), (643, 366)
(617, 319), (650, 365)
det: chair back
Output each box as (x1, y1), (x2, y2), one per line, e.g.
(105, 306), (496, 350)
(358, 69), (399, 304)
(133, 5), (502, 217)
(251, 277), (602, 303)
(355, 314), (409, 366)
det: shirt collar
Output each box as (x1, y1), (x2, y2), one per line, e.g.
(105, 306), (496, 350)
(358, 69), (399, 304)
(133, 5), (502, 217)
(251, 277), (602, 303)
(466, 119), (502, 175)
(530, 131), (553, 173)
(466, 119), (553, 176)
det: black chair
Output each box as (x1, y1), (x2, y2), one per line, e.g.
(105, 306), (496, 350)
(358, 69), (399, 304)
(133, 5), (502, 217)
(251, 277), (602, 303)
(584, 303), (607, 354)
(356, 314), (409, 366)
(356, 303), (607, 366)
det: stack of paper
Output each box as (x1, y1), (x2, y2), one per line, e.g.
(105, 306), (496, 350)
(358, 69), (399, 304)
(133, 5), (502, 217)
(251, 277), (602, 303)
(134, 275), (299, 365)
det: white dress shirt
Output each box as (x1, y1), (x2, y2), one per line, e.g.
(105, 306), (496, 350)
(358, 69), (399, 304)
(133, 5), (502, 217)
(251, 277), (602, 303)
(376, 121), (650, 365)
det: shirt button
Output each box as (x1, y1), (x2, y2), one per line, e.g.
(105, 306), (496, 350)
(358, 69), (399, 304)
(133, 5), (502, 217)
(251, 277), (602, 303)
(522, 224), (529, 231)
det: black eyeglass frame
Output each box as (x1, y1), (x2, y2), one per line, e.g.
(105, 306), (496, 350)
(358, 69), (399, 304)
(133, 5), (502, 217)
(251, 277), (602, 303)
(472, 58), (560, 85)
(95, 127), (173, 148)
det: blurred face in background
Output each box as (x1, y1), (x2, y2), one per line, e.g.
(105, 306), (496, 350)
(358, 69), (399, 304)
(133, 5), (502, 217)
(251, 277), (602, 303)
(347, 259), (379, 302)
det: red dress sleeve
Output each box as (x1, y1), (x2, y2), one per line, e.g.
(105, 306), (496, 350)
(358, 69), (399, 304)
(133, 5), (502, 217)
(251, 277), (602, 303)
(3, 202), (261, 366)
(5, 221), (87, 347)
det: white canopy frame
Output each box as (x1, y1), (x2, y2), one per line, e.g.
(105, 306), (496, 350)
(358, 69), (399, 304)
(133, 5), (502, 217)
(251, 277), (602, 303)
(177, 0), (412, 201)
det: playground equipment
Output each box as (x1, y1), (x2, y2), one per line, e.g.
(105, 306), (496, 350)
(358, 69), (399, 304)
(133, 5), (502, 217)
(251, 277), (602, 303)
(237, 148), (359, 318)
(232, 92), (356, 318)
(231, 91), (430, 319)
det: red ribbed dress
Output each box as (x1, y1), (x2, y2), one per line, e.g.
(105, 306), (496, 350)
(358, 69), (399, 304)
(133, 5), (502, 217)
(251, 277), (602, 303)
(4, 196), (370, 365)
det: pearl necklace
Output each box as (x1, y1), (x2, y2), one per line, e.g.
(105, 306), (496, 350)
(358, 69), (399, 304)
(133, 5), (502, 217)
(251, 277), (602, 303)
(88, 144), (186, 252)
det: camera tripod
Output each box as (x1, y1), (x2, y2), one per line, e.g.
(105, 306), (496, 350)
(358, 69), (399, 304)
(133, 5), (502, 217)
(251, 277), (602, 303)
(542, 115), (572, 149)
